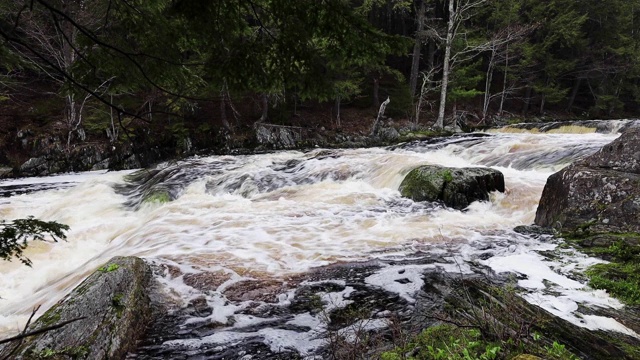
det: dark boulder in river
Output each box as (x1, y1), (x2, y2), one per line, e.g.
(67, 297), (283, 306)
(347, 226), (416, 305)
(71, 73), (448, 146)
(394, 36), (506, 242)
(399, 165), (505, 209)
(535, 128), (640, 245)
(0, 256), (152, 360)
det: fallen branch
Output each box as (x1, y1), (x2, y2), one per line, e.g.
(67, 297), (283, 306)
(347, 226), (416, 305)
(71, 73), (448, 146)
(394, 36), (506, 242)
(0, 316), (86, 346)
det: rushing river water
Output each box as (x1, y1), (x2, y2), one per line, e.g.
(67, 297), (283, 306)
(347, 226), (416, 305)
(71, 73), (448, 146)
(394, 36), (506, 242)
(0, 122), (637, 352)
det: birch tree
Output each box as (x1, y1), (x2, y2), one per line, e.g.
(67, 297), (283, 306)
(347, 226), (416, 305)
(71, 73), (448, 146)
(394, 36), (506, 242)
(434, 0), (487, 129)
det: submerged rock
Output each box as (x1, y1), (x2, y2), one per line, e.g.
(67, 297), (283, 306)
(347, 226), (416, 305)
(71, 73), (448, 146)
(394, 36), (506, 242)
(535, 128), (640, 242)
(0, 256), (152, 360)
(399, 165), (505, 209)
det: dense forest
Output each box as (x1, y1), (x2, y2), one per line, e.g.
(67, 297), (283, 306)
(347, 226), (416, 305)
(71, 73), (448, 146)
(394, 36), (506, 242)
(1, 0), (640, 162)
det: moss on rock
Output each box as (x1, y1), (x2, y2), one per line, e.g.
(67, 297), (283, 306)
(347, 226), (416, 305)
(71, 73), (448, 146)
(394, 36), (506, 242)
(0, 257), (152, 360)
(399, 165), (504, 209)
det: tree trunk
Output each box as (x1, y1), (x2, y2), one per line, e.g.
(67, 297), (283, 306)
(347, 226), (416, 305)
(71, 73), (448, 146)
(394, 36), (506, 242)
(371, 97), (390, 136)
(334, 96), (341, 128)
(258, 94), (268, 123)
(539, 94), (546, 114)
(373, 77), (380, 109)
(427, 41), (435, 71)
(482, 52), (496, 122)
(498, 45), (509, 116)
(409, 1), (427, 97)
(523, 86), (532, 115)
(414, 74), (429, 129)
(566, 77), (582, 112)
(435, 0), (455, 130)
(66, 95), (76, 149)
(220, 94), (231, 131)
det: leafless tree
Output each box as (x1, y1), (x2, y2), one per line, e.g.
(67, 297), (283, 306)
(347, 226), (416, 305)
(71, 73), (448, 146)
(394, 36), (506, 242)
(434, 0), (487, 130)
(481, 24), (535, 122)
(6, 0), (110, 148)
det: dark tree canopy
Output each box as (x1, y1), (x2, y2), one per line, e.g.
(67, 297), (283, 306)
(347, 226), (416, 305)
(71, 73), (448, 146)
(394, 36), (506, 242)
(0, 0), (639, 141)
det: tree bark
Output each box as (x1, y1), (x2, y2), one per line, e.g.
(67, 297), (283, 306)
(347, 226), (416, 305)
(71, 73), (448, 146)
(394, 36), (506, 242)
(409, 1), (427, 97)
(523, 86), (532, 115)
(371, 97), (390, 136)
(373, 77), (380, 109)
(566, 77), (582, 113)
(482, 52), (495, 122)
(220, 94), (231, 131)
(498, 45), (509, 116)
(257, 94), (268, 123)
(435, 0), (455, 129)
(334, 96), (341, 128)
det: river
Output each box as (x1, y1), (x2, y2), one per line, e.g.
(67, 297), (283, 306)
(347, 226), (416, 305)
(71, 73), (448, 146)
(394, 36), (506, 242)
(0, 122), (636, 355)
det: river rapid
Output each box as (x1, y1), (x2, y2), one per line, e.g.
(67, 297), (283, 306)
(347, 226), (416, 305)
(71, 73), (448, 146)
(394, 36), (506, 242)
(0, 122), (637, 354)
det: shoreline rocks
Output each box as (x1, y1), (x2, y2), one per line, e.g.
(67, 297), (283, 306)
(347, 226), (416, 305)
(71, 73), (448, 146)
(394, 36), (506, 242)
(0, 257), (153, 360)
(535, 128), (640, 244)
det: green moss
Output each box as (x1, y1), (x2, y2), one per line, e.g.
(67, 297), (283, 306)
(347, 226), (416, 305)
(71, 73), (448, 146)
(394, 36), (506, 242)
(399, 166), (452, 202)
(39, 310), (61, 326)
(98, 263), (120, 273)
(442, 169), (453, 182)
(568, 236), (640, 305)
(586, 262), (640, 305)
(112, 293), (126, 317)
(31, 345), (89, 359)
(143, 191), (171, 204)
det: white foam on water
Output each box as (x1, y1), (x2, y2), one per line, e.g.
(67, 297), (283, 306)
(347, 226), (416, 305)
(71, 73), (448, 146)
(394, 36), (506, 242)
(479, 235), (639, 338)
(365, 265), (431, 304)
(0, 130), (630, 342)
(321, 287), (355, 311)
(0, 170), (131, 186)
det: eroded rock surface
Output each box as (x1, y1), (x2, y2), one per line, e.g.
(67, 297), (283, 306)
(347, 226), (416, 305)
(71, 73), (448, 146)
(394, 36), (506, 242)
(535, 128), (640, 240)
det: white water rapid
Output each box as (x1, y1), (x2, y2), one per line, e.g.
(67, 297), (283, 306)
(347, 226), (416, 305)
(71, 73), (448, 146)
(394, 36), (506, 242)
(0, 125), (636, 344)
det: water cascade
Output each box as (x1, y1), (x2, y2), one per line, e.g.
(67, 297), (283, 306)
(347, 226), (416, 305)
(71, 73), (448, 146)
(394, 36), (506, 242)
(0, 123), (636, 356)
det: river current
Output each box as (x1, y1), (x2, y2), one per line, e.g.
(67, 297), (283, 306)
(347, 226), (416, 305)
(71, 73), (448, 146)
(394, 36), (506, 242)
(0, 122), (637, 352)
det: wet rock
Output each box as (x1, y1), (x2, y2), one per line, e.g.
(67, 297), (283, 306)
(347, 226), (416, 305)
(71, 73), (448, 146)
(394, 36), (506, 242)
(535, 128), (640, 240)
(224, 279), (292, 303)
(20, 156), (48, 176)
(183, 271), (233, 292)
(91, 158), (110, 170)
(0, 257), (152, 360)
(399, 165), (505, 209)
(0, 167), (13, 178)
(415, 272), (640, 360)
(255, 124), (303, 149)
(513, 225), (556, 237)
(374, 126), (400, 141)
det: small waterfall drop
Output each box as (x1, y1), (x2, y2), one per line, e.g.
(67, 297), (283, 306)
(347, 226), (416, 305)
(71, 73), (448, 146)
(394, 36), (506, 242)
(0, 125), (624, 340)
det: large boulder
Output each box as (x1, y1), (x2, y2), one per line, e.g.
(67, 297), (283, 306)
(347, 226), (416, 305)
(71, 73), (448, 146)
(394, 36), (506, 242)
(535, 128), (640, 237)
(0, 256), (152, 360)
(399, 165), (505, 209)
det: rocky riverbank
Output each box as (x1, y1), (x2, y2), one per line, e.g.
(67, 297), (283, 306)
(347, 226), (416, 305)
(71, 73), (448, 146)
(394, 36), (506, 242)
(4, 141), (640, 359)
(1, 119), (433, 179)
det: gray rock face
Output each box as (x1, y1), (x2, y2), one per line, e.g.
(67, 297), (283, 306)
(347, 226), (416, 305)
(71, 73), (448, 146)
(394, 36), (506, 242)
(0, 257), (152, 360)
(399, 165), (505, 209)
(255, 124), (303, 149)
(535, 128), (640, 235)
